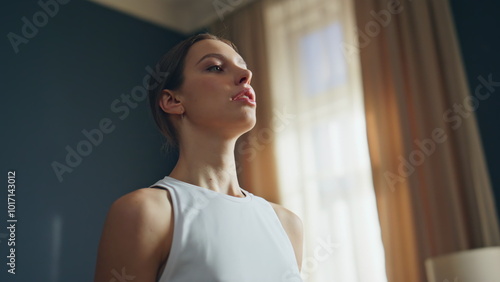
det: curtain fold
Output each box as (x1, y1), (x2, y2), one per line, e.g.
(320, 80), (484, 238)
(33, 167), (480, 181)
(210, 1), (282, 204)
(353, 0), (500, 281)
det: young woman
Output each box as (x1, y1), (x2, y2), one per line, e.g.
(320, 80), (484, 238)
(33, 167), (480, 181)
(94, 33), (303, 282)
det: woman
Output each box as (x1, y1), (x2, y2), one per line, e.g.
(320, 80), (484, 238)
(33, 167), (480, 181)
(94, 33), (303, 282)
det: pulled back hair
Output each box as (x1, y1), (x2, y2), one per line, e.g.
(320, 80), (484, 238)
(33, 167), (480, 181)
(148, 33), (238, 152)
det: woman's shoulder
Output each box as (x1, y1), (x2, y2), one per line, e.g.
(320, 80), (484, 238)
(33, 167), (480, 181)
(106, 188), (172, 223)
(94, 188), (173, 281)
(267, 202), (302, 230)
(115, 187), (173, 212)
(267, 201), (304, 270)
(105, 187), (173, 240)
(107, 187), (174, 241)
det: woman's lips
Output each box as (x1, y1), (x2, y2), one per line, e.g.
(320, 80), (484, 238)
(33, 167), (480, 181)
(231, 87), (256, 103)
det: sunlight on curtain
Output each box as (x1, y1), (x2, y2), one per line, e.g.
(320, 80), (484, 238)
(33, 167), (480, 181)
(263, 0), (387, 281)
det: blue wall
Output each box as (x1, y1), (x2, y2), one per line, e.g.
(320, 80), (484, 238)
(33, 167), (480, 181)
(450, 0), (500, 225)
(0, 1), (185, 281)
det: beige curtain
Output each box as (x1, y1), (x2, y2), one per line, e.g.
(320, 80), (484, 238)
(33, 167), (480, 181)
(210, 1), (282, 204)
(353, 0), (500, 281)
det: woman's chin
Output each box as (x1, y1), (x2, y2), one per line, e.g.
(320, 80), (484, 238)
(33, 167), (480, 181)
(240, 114), (257, 129)
(225, 117), (257, 137)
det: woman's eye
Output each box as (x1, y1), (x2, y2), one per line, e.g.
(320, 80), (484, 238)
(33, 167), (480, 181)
(207, 65), (223, 72)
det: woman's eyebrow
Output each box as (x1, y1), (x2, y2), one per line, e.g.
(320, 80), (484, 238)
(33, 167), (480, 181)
(196, 53), (247, 68)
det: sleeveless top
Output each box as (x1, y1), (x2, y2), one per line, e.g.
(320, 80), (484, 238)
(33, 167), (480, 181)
(149, 176), (303, 282)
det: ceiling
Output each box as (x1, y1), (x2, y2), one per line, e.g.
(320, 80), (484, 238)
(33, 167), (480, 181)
(88, 0), (256, 34)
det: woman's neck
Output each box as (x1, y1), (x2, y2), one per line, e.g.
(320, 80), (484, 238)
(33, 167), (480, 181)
(168, 136), (244, 198)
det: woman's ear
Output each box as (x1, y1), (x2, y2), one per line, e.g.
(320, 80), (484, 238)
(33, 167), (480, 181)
(159, 89), (184, 115)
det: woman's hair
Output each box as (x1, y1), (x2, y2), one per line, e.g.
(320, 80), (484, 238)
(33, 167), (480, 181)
(148, 33), (238, 152)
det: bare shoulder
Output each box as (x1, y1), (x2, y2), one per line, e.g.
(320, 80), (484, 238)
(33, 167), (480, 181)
(94, 188), (173, 282)
(268, 202), (303, 271)
(120, 187), (173, 213)
(268, 202), (303, 231)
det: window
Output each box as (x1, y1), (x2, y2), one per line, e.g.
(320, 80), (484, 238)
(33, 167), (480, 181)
(264, 0), (387, 281)
(299, 22), (347, 96)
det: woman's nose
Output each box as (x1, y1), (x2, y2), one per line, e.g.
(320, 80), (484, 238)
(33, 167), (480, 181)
(236, 68), (252, 85)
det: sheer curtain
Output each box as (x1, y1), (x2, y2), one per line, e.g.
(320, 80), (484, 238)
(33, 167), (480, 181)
(263, 0), (387, 281)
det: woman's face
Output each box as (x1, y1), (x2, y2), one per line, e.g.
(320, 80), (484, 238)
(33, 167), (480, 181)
(171, 39), (257, 137)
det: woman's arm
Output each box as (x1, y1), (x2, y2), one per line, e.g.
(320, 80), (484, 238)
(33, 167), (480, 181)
(94, 189), (173, 282)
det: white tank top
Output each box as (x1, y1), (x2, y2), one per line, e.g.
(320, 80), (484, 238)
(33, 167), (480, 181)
(149, 176), (302, 282)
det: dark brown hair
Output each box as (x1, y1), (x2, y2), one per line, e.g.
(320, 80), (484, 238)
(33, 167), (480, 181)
(148, 33), (238, 152)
